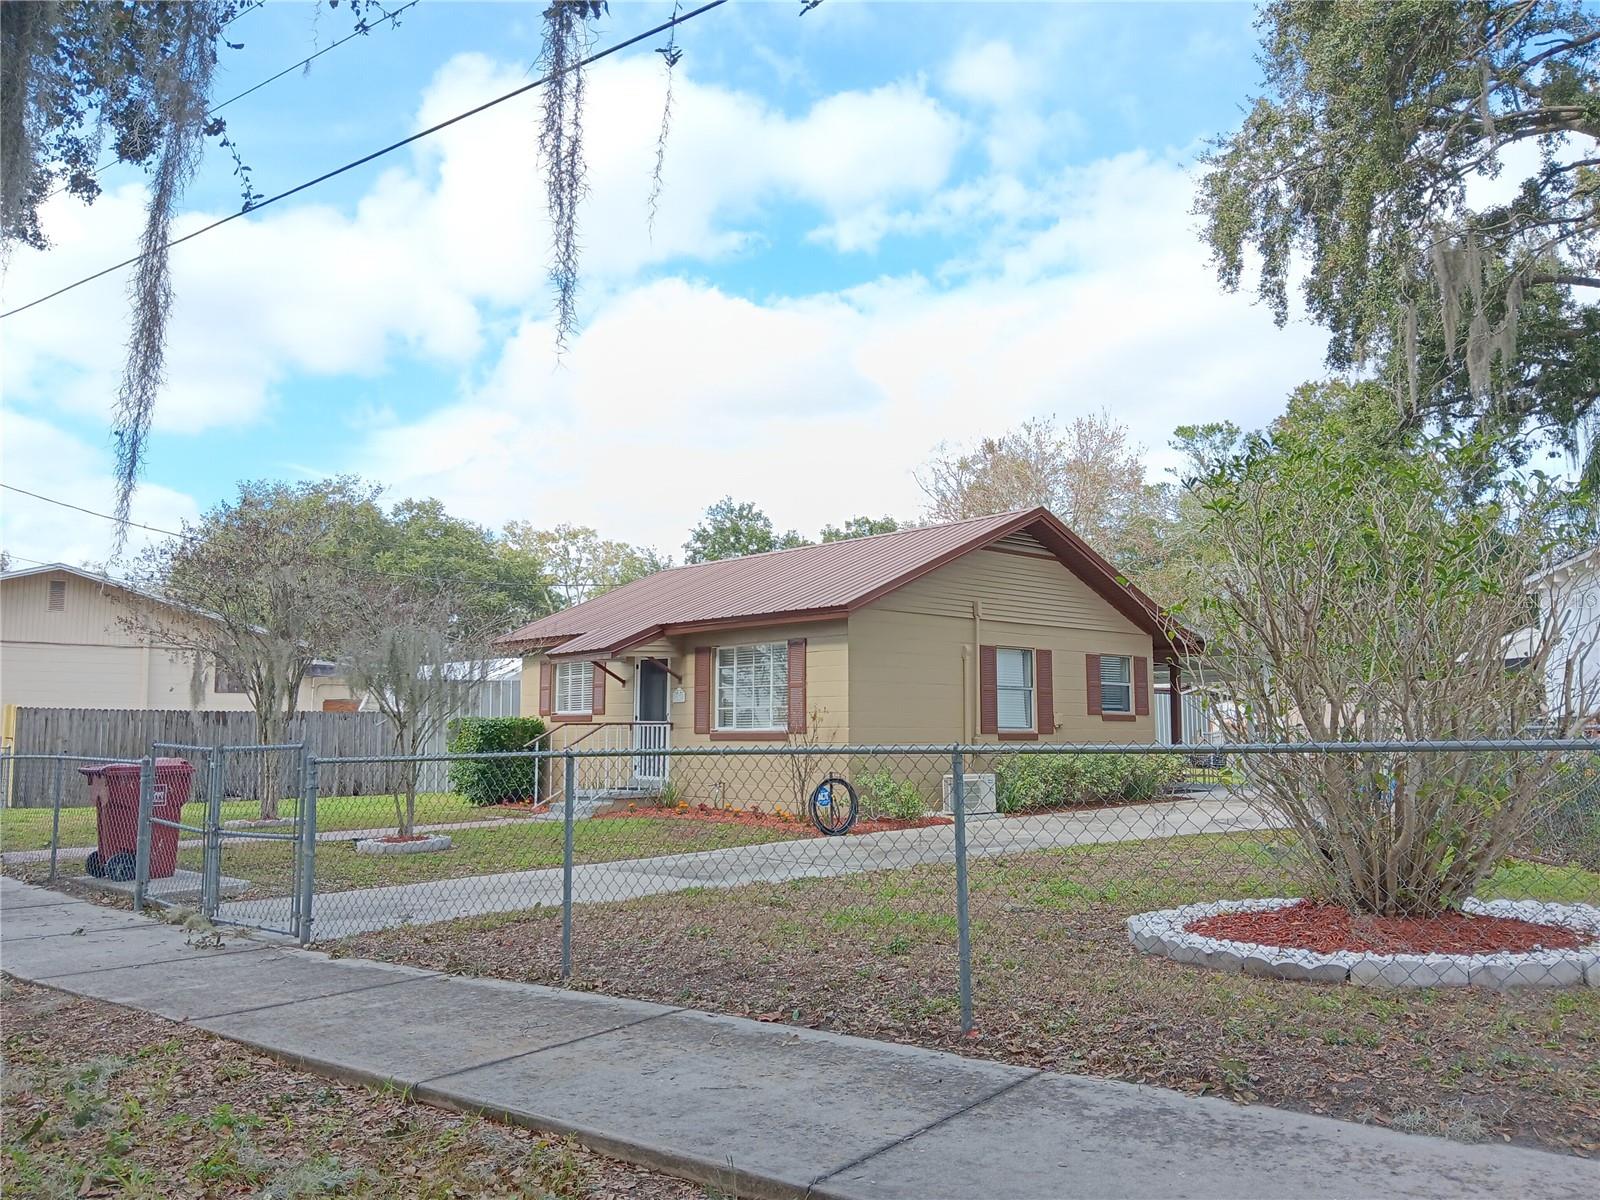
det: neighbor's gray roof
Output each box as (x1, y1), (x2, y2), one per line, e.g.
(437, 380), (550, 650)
(497, 508), (1196, 660)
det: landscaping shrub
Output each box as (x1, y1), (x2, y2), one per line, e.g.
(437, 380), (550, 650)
(996, 753), (1185, 814)
(447, 716), (548, 807)
(857, 769), (927, 821)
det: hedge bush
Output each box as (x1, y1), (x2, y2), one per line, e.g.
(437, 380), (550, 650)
(996, 752), (1184, 814)
(857, 768), (927, 821)
(447, 716), (548, 807)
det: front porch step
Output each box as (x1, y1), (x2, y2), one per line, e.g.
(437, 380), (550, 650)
(541, 786), (665, 822)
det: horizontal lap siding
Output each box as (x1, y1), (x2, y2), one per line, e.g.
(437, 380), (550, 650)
(849, 543), (1157, 744)
(675, 619), (849, 747)
(523, 619), (848, 770)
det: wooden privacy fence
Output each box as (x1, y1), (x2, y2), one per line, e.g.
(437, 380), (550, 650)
(4, 694), (519, 806)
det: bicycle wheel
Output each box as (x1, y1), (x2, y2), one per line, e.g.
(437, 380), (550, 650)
(809, 776), (858, 835)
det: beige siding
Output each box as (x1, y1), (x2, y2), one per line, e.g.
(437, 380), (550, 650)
(521, 622), (846, 811)
(1, 571), (354, 714)
(525, 621), (847, 747)
(849, 548), (1157, 744)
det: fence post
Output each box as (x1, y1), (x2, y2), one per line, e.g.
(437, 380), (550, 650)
(297, 754), (319, 945)
(133, 755), (154, 913)
(201, 751), (224, 918)
(562, 750), (575, 979)
(48, 753), (66, 882)
(951, 745), (974, 1034)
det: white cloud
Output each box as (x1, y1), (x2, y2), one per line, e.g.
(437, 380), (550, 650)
(1, 52), (965, 437)
(0, 414), (202, 567)
(3, 46), (1324, 570)
(355, 153), (1327, 554)
(944, 41), (1041, 109)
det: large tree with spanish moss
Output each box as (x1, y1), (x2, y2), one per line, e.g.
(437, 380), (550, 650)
(1198, 0), (1600, 486)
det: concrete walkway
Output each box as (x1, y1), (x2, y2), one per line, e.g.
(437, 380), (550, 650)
(225, 793), (1268, 940)
(3, 878), (1593, 1199)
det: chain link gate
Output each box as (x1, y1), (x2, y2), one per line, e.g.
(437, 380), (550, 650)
(134, 742), (311, 937)
(211, 743), (310, 937)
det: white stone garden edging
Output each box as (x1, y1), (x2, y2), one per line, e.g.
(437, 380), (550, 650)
(353, 834), (453, 856)
(1126, 897), (1600, 989)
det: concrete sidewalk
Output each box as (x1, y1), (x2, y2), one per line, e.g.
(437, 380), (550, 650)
(4, 878), (1593, 1200)
(228, 793), (1269, 940)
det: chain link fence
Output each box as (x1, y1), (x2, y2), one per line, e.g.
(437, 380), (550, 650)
(5, 740), (1597, 1007)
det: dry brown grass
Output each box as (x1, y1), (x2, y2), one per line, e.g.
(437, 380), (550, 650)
(333, 835), (1600, 1156)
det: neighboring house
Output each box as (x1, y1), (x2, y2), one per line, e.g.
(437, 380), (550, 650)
(496, 508), (1198, 802)
(0, 563), (356, 715)
(1526, 547), (1600, 724)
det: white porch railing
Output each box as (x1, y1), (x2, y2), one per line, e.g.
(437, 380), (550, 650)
(555, 721), (672, 797)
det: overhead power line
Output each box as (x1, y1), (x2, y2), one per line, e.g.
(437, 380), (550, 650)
(1, 0), (730, 321)
(210, 0), (422, 117)
(41, 1), (422, 207)
(0, 483), (555, 602)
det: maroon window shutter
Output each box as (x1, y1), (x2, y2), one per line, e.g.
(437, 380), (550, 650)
(1134, 656), (1150, 716)
(1035, 648), (1054, 736)
(1086, 654), (1102, 716)
(787, 639), (807, 733)
(979, 644), (998, 735)
(538, 661), (553, 716)
(694, 647), (712, 734)
(591, 662), (606, 715)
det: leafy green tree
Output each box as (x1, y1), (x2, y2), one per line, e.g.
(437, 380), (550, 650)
(683, 497), (807, 563)
(370, 499), (553, 629)
(122, 478), (385, 817)
(1198, 0), (1600, 481)
(1189, 380), (1592, 914)
(1, 2), (392, 537)
(502, 521), (668, 605)
(819, 515), (900, 542)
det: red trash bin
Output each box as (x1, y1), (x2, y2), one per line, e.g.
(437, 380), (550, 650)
(78, 759), (194, 881)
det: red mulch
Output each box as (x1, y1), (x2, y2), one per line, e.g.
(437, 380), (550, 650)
(592, 807), (953, 837)
(1186, 901), (1588, 955)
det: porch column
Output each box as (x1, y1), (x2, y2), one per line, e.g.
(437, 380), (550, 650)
(1167, 661), (1184, 745)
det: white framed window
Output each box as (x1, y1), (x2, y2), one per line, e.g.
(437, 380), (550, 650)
(555, 661), (594, 714)
(214, 661), (246, 694)
(996, 648), (1034, 731)
(1100, 654), (1133, 714)
(715, 642), (788, 731)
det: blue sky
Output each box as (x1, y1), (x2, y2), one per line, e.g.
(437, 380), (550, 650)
(1, 0), (1328, 567)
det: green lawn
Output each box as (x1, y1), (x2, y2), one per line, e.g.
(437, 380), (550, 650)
(168, 815), (808, 897)
(0, 791), (492, 853)
(334, 832), (1600, 1156)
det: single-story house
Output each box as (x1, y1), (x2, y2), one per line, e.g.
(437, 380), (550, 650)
(1526, 546), (1599, 724)
(496, 508), (1199, 804)
(0, 562), (357, 717)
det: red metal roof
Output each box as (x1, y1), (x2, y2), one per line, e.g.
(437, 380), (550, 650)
(497, 507), (1196, 659)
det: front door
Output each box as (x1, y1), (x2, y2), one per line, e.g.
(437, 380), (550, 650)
(633, 659), (670, 782)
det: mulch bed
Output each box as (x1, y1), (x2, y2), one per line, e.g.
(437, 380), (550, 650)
(592, 807), (953, 837)
(1186, 901), (1589, 955)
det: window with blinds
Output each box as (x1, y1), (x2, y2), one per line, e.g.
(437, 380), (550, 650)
(996, 647), (1034, 731)
(715, 642), (788, 731)
(555, 661), (594, 714)
(47, 579), (65, 611)
(1100, 654), (1133, 714)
